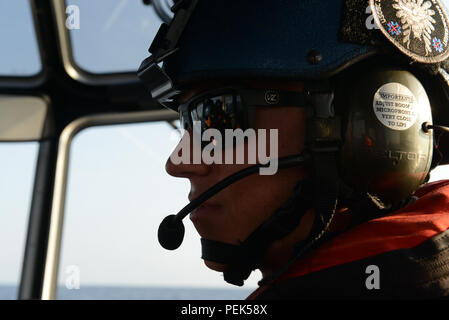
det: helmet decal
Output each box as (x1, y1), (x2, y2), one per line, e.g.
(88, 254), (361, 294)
(373, 82), (419, 131)
(370, 0), (449, 63)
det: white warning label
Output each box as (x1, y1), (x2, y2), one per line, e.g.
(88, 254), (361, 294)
(373, 83), (418, 131)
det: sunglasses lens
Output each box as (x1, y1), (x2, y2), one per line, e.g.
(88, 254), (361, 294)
(191, 94), (240, 133)
(179, 107), (191, 130)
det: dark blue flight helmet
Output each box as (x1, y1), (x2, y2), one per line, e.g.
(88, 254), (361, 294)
(163, 1), (373, 84)
(139, 0), (449, 107)
(140, 0), (449, 286)
(138, 0), (449, 201)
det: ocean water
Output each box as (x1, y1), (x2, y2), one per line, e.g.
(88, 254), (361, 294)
(0, 285), (253, 300)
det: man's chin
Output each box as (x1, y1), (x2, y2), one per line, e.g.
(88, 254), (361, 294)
(204, 260), (228, 272)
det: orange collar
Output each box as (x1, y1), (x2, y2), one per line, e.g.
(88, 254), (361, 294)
(248, 180), (449, 300)
(278, 180), (449, 282)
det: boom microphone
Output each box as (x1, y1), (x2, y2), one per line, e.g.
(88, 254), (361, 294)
(157, 153), (311, 250)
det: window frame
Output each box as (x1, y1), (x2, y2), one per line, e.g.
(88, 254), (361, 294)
(51, 0), (143, 86)
(0, 94), (52, 142)
(41, 109), (178, 300)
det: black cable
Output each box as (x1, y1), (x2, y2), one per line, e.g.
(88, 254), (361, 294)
(422, 122), (449, 170)
(422, 122), (449, 134)
(174, 153), (312, 223)
(158, 153), (312, 250)
(258, 208), (336, 287)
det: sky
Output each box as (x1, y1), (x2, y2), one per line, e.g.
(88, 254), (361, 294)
(1, 0), (449, 299)
(0, 0), (40, 75)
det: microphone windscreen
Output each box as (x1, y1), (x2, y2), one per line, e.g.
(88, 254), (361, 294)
(158, 215), (185, 250)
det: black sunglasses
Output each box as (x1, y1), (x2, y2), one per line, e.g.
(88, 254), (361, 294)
(178, 88), (307, 137)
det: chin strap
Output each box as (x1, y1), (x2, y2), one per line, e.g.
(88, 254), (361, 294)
(257, 146), (341, 286)
(201, 154), (411, 287)
(201, 176), (315, 286)
(201, 147), (341, 287)
(200, 83), (344, 287)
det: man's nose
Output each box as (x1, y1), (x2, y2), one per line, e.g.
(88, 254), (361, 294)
(165, 130), (210, 178)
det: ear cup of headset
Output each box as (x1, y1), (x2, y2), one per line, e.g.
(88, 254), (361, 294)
(333, 65), (433, 205)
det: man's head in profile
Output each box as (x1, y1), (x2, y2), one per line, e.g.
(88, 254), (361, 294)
(139, 0), (449, 298)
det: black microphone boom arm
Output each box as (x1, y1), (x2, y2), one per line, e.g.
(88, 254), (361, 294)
(157, 153), (311, 250)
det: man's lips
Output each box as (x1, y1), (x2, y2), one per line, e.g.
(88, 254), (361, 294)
(189, 202), (223, 222)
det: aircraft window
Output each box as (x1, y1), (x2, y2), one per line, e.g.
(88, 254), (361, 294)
(65, 0), (163, 74)
(0, 0), (41, 76)
(57, 122), (258, 299)
(0, 142), (39, 299)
